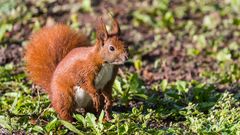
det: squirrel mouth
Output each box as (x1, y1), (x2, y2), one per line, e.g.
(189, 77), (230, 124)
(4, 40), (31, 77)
(111, 61), (125, 65)
(111, 57), (128, 65)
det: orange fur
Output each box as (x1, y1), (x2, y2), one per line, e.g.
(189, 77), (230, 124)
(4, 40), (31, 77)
(25, 24), (89, 93)
(25, 18), (128, 121)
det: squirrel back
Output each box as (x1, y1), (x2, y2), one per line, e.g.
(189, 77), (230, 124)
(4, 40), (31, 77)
(25, 24), (89, 93)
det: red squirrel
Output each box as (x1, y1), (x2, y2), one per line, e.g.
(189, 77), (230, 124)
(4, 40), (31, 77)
(25, 17), (128, 121)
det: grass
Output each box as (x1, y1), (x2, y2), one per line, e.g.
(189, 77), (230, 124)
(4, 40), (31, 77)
(0, 0), (240, 134)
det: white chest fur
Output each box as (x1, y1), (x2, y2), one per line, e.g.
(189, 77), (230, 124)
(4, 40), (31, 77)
(74, 64), (114, 108)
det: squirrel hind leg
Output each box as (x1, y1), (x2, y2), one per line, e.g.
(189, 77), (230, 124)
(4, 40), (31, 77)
(51, 88), (74, 122)
(84, 96), (102, 113)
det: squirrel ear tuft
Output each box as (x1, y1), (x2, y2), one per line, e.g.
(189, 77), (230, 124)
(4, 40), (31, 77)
(96, 17), (108, 41)
(111, 18), (121, 36)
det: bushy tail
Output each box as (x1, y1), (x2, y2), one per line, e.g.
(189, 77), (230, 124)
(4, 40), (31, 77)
(25, 24), (89, 93)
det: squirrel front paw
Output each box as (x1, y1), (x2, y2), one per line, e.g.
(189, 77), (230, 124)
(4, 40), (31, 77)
(104, 112), (112, 122)
(91, 93), (100, 112)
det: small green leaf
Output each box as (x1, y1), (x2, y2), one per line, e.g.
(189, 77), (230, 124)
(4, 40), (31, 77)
(60, 120), (84, 135)
(45, 118), (59, 132)
(74, 114), (86, 127)
(134, 59), (142, 72)
(10, 92), (20, 112)
(134, 93), (148, 99)
(160, 79), (168, 92)
(85, 113), (97, 127)
(32, 125), (44, 133)
(85, 113), (101, 135)
(98, 110), (104, 124)
(176, 81), (188, 93)
(133, 11), (153, 26)
(113, 79), (123, 94)
(216, 49), (231, 62)
(0, 116), (12, 131)
(0, 23), (12, 41)
(80, 0), (92, 12)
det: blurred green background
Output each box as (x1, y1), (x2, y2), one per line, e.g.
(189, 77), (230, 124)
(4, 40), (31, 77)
(0, 0), (240, 134)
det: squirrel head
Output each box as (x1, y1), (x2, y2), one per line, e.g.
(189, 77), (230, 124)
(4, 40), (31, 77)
(95, 17), (128, 65)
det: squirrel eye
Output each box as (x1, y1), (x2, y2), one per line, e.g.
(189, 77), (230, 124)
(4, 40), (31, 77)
(109, 45), (115, 52)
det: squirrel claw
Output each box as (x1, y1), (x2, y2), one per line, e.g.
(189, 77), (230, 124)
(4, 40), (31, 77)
(91, 93), (100, 112)
(104, 112), (112, 122)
